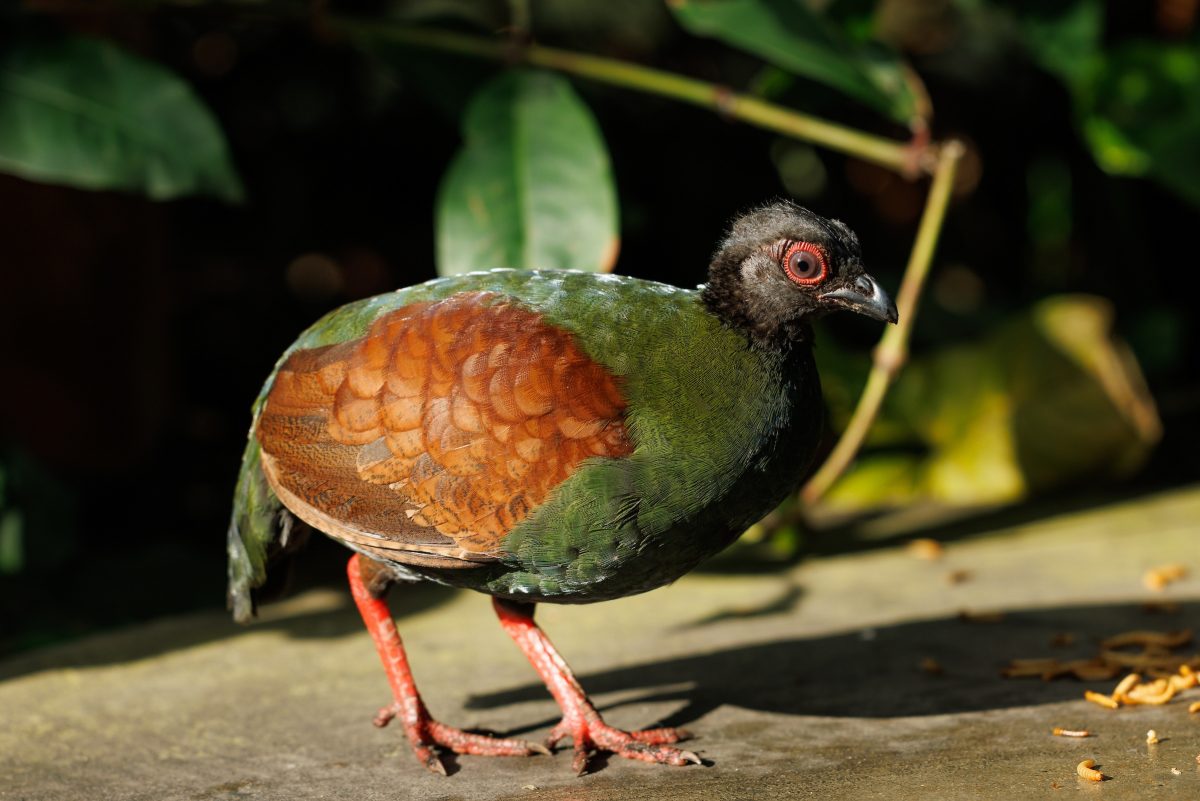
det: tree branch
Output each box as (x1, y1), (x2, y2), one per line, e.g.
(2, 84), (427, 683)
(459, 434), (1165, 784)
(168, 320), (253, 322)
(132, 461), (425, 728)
(329, 19), (928, 176)
(800, 140), (965, 505)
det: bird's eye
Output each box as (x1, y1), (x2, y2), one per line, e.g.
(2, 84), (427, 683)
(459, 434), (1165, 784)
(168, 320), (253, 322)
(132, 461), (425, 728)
(782, 242), (828, 285)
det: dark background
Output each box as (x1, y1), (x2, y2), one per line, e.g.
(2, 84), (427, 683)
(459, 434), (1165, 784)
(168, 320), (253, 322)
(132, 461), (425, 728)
(2, 0), (1197, 654)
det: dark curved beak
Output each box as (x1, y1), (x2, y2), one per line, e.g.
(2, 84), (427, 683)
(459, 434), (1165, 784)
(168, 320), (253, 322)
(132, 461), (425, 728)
(819, 273), (898, 324)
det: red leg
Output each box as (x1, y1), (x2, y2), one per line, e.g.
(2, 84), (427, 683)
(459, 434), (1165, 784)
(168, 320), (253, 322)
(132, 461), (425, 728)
(347, 555), (548, 774)
(493, 597), (701, 775)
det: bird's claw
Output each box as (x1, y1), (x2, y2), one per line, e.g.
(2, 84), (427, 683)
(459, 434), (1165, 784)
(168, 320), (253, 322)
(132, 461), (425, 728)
(545, 718), (700, 775)
(420, 750), (448, 776)
(374, 702), (401, 728)
(371, 701), (548, 773)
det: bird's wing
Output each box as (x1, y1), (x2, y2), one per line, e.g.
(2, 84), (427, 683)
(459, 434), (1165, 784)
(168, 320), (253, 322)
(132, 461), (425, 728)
(255, 290), (633, 568)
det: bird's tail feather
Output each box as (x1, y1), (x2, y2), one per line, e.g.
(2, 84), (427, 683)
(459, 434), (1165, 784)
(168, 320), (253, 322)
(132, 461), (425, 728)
(226, 436), (293, 622)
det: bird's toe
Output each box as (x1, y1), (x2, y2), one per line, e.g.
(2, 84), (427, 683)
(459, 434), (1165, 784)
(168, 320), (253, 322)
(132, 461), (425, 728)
(413, 743), (447, 776)
(613, 739), (703, 767)
(551, 717), (704, 774)
(373, 702), (401, 728)
(425, 720), (549, 758)
(628, 726), (691, 745)
(570, 744), (591, 777)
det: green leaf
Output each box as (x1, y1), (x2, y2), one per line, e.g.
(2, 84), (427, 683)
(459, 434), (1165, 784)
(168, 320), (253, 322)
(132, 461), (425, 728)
(822, 296), (1161, 511)
(1013, 3), (1200, 210)
(0, 36), (243, 203)
(436, 70), (619, 276)
(1080, 43), (1200, 208)
(668, 0), (916, 124)
(1015, 0), (1103, 89)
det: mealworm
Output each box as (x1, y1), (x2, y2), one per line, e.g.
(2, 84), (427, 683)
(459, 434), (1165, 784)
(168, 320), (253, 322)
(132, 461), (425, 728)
(1142, 564), (1187, 591)
(1113, 673), (1141, 697)
(1052, 727), (1091, 738)
(1124, 684), (1176, 706)
(1085, 690), (1119, 709)
(1077, 759), (1105, 781)
(907, 538), (942, 560)
(1130, 678), (1169, 697)
(1169, 673), (1195, 692)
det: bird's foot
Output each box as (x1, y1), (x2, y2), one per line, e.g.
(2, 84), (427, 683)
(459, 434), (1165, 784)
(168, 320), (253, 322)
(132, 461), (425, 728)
(545, 713), (700, 775)
(374, 702), (551, 775)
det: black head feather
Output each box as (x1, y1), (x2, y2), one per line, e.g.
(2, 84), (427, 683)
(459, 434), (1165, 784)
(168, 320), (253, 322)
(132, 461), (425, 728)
(701, 201), (895, 350)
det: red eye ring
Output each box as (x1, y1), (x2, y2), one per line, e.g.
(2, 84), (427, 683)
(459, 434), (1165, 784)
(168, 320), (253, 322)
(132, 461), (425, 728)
(781, 241), (829, 285)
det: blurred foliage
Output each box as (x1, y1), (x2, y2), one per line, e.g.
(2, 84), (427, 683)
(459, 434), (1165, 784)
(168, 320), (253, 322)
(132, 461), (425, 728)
(0, 447), (77, 577)
(0, 34), (243, 203)
(1, 0), (1198, 647)
(1012, 0), (1200, 207)
(1082, 43), (1200, 206)
(1, 0), (1198, 223)
(436, 71), (619, 276)
(817, 295), (1161, 509)
(0, 465), (19, 575)
(668, 0), (919, 124)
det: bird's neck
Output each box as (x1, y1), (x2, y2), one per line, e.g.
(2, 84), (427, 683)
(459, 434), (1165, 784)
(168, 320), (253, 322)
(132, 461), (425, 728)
(699, 276), (814, 353)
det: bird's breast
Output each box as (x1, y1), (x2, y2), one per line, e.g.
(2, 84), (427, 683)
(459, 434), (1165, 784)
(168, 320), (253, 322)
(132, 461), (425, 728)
(479, 324), (823, 602)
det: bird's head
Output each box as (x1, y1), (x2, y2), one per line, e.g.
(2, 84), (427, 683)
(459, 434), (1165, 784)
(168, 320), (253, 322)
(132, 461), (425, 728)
(701, 201), (897, 349)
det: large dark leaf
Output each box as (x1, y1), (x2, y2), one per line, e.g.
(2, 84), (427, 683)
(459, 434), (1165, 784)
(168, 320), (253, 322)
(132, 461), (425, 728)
(0, 36), (243, 203)
(436, 70), (619, 275)
(669, 0), (917, 124)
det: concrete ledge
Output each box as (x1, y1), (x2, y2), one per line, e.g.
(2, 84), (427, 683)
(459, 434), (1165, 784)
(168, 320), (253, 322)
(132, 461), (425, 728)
(2, 486), (1199, 800)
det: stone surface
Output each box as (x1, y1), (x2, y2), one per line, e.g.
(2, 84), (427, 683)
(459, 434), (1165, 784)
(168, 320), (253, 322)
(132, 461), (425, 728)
(2, 485), (1199, 800)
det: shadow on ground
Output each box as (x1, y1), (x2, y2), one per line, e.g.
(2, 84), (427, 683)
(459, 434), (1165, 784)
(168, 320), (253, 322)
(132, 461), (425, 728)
(0, 580), (458, 682)
(467, 600), (1198, 733)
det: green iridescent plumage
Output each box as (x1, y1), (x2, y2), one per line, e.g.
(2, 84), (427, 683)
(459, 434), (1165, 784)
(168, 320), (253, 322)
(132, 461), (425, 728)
(228, 269), (821, 614)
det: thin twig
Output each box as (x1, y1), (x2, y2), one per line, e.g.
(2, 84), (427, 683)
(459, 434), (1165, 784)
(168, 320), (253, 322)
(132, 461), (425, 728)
(800, 140), (965, 505)
(329, 19), (927, 175)
(507, 0), (531, 37)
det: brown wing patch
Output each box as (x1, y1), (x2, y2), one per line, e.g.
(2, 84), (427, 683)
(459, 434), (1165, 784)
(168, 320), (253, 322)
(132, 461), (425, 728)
(257, 292), (632, 567)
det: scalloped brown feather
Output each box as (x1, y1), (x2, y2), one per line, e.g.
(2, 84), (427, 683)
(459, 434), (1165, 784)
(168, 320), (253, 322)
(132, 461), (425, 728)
(256, 292), (633, 567)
